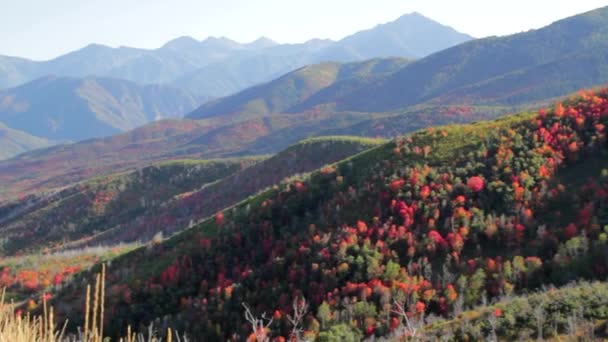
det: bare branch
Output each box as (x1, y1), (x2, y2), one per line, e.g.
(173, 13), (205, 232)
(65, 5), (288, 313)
(533, 301), (545, 341)
(392, 299), (424, 339)
(287, 296), (309, 342)
(243, 303), (273, 342)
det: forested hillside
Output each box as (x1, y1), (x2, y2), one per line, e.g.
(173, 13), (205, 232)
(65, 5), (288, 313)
(51, 88), (608, 340)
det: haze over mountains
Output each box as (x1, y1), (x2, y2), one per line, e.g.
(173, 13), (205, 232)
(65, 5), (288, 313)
(190, 58), (412, 119)
(0, 12), (471, 93)
(192, 6), (608, 119)
(0, 122), (55, 160)
(0, 76), (199, 141)
(0, 12), (471, 157)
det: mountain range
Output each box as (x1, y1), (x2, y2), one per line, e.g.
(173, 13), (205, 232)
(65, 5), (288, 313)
(0, 12), (471, 153)
(2, 6), (608, 201)
(190, 5), (608, 119)
(0, 12), (472, 94)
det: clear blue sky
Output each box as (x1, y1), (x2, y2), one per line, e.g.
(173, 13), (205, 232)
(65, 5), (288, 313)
(1, 0), (606, 61)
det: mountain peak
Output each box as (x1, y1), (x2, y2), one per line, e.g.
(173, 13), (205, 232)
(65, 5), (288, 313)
(317, 11), (473, 60)
(402, 11), (426, 18)
(389, 11), (452, 28)
(81, 43), (112, 52)
(161, 36), (200, 50)
(246, 37), (278, 49)
(203, 36), (237, 44)
(201, 36), (241, 49)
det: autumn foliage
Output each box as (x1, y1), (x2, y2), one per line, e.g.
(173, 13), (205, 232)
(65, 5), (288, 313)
(55, 88), (608, 340)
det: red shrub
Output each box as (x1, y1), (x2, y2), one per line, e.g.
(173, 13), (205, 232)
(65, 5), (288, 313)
(467, 176), (485, 192)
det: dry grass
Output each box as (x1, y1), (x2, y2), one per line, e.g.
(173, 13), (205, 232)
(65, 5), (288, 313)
(0, 287), (66, 342)
(0, 264), (178, 342)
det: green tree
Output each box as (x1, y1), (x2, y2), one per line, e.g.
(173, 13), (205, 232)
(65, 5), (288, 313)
(317, 324), (361, 342)
(382, 260), (401, 281)
(317, 301), (332, 329)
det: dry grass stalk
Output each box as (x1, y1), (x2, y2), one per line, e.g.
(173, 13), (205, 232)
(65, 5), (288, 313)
(1, 264), (178, 342)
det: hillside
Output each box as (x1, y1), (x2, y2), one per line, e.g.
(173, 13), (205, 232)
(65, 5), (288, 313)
(0, 122), (56, 160)
(52, 88), (608, 340)
(0, 113), (342, 200)
(0, 102), (507, 204)
(0, 75), (199, 142)
(79, 136), (385, 247)
(0, 158), (260, 256)
(0, 55), (38, 89)
(0, 136), (382, 308)
(423, 281), (608, 340)
(189, 58), (410, 119)
(0, 244), (138, 302)
(0, 136), (380, 257)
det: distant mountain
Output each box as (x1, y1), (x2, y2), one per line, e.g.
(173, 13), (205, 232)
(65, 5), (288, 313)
(0, 75), (199, 141)
(315, 12), (473, 61)
(188, 58), (411, 119)
(186, 6), (608, 119)
(0, 55), (39, 89)
(0, 13), (472, 99)
(174, 13), (472, 97)
(333, 6), (608, 112)
(173, 39), (334, 97)
(0, 14), (471, 157)
(0, 36), (270, 89)
(0, 122), (56, 160)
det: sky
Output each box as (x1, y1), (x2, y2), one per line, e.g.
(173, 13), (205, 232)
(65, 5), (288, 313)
(1, 0), (606, 61)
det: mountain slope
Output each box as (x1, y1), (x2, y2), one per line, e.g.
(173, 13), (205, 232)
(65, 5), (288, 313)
(316, 12), (472, 61)
(423, 281), (608, 340)
(0, 55), (39, 89)
(188, 58), (411, 119)
(173, 39), (334, 97)
(0, 119), (215, 201)
(0, 137), (381, 256)
(0, 122), (56, 160)
(184, 7), (608, 122)
(0, 158), (259, 255)
(433, 48), (608, 105)
(0, 103), (386, 202)
(82, 136), (385, 246)
(335, 6), (608, 112)
(52, 88), (608, 340)
(0, 76), (199, 141)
